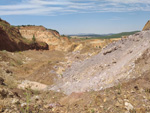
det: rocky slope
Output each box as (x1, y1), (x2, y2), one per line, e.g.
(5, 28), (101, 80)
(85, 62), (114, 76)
(50, 30), (150, 95)
(1, 44), (150, 112)
(143, 20), (150, 31)
(0, 19), (48, 52)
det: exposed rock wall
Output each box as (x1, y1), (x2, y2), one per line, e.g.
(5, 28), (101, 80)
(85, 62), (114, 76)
(18, 26), (60, 45)
(0, 19), (49, 52)
(18, 26), (74, 51)
(143, 20), (150, 31)
(18, 26), (116, 52)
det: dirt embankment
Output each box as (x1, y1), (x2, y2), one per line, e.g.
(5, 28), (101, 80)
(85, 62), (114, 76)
(0, 19), (48, 52)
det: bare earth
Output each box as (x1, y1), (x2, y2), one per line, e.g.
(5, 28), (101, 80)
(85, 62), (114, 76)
(0, 30), (150, 113)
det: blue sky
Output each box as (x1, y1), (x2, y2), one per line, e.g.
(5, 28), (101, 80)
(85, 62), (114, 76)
(0, 0), (150, 34)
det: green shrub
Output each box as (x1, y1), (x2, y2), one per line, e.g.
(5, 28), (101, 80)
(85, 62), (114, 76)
(32, 35), (36, 42)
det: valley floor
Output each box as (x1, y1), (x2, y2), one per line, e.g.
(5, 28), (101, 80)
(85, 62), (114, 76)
(0, 31), (150, 113)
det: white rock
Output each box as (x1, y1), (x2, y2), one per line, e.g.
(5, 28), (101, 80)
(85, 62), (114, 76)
(21, 103), (27, 107)
(35, 95), (40, 100)
(125, 102), (134, 111)
(12, 99), (20, 104)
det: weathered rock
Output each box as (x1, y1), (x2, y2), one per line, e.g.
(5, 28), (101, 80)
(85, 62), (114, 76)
(0, 77), (4, 85)
(11, 98), (20, 105)
(21, 103), (27, 108)
(50, 30), (150, 95)
(18, 26), (60, 45)
(31, 95), (40, 102)
(0, 19), (49, 52)
(0, 105), (4, 112)
(115, 101), (121, 107)
(143, 20), (150, 31)
(44, 103), (61, 109)
(103, 98), (107, 103)
(134, 86), (139, 90)
(18, 26), (72, 51)
(0, 89), (8, 98)
(103, 46), (118, 55)
(125, 102), (134, 111)
(5, 69), (12, 74)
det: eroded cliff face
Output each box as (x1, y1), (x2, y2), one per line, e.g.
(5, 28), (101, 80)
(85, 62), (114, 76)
(18, 26), (60, 45)
(143, 20), (150, 31)
(18, 25), (118, 52)
(0, 19), (49, 52)
(18, 26), (73, 51)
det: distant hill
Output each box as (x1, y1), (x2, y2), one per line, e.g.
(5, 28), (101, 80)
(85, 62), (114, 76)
(69, 31), (140, 39)
(69, 33), (114, 37)
(95, 31), (140, 39)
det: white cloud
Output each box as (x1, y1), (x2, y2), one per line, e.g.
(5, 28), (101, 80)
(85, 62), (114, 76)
(106, 0), (150, 4)
(0, 5), (40, 10)
(0, 0), (149, 16)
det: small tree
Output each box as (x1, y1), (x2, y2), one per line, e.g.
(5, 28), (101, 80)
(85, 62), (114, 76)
(32, 35), (36, 42)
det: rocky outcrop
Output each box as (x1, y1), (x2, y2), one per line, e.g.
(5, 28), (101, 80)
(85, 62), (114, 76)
(143, 20), (150, 31)
(0, 19), (48, 52)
